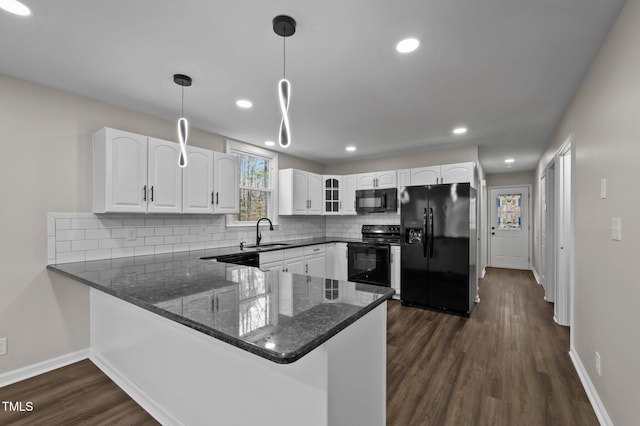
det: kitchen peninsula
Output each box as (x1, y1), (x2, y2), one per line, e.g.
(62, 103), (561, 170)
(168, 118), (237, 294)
(48, 250), (393, 426)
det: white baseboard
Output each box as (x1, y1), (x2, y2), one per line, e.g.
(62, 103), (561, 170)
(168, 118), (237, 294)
(569, 346), (612, 426)
(90, 351), (180, 426)
(0, 349), (89, 388)
(531, 266), (540, 284)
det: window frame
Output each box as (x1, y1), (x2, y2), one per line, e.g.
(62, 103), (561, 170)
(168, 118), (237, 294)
(225, 140), (279, 227)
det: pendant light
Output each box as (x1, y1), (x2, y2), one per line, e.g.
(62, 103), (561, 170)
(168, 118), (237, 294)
(273, 15), (296, 148)
(173, 74), (192, 168)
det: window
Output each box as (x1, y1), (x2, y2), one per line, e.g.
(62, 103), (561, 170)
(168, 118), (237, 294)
(226, 140), (278, 226)
(496, 194), (522, 230)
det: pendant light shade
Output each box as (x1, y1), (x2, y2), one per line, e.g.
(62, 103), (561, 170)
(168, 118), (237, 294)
(273, 15), (296, 148)
(173, 74), (192, 168)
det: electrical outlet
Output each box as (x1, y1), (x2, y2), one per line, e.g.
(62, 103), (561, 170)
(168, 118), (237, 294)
(600, 178), (607, 199)
(126, 228), (136, 241)
(0, 337), (7, 356)
(595, 351), (601, 376)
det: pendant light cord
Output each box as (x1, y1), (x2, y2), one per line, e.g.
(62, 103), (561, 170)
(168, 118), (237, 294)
(282, 25), (286, 79)
(181, 86), (185, 117)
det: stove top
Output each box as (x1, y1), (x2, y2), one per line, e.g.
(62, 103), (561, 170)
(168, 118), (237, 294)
(360, 224), (401, 244)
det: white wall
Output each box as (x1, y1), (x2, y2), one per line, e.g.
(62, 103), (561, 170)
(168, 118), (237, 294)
(533, 1), (640, 424)
(486, 171), (534, 187)
(0, 73), (323, 373)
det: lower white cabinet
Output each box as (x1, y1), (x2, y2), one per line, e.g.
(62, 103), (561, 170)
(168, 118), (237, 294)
(391, 245), (401, 300)
(259, 245), (327, 279)
(335, 243), (348, 281)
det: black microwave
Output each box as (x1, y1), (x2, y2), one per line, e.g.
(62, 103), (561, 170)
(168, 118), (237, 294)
(355, 188), (398, 213)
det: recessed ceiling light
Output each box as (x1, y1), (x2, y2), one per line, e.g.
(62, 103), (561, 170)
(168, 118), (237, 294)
(236, 99), (253, 109)
(0, 0), (31, 16)
(452, 127), (468, 135)
(505, 158), (515, 163)
(264, 140), (275, 146)
(345, 146), (356, 152)
(396, 38), (420, 53)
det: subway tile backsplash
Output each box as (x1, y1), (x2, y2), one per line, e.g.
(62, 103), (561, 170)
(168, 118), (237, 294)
(47, 213), (326, 264)
(47, 212), (399, 264)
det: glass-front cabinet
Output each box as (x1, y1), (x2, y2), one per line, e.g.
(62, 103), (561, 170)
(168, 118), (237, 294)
(322, 175), (343, 215)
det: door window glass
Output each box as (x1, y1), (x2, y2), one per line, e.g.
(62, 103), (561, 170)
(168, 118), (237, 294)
(496, 194), (522, 230)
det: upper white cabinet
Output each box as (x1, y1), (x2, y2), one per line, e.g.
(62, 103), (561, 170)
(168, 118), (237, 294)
(148, 137), (183, 213)
(322, 176), (342, 215)
(279, 168), (322, 215)
(441, 162), (475, 186)
(93, 128), (148, 214)
(410, 162), (475, 187)
(183, 145), (214, 214)
(213, 152), (239, 214)
(94, 127), (240, 214)
(341, 174), (358, 215)
(357, 170), (396, 189)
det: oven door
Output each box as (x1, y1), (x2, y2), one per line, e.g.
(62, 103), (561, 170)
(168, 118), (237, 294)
(347, 243), (391, 286)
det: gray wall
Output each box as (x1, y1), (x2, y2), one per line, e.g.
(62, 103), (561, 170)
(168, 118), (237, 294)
(486, 171), (534, 187)
(533, 1), (640, 424)
(0, 73), (322, 374)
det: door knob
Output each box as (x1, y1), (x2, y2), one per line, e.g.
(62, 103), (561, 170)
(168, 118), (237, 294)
(491, 232), (495, 235)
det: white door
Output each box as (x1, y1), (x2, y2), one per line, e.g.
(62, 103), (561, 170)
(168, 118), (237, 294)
(489, 186), (530, 269)
(292, 170), (308, 214)
(342, 174), (358, 215)
(411, 166), (440, 185)
(544, 164), (556, 303)
(105, 129), (148, 213)
(213, 152), (239, 214)
(183, 146), (214, 214)
(148, 138), (183, 213)
(307, 172), (323, 214)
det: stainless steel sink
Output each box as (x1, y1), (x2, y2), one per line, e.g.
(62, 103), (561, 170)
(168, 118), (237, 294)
(244, 243), (291, 249)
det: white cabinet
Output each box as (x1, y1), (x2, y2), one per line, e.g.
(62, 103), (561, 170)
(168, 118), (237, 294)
(335, 243), (348, 281)
(147, 137), (183, 213)
(94, 127), (240, 214)
(213, 152), (240, 214)
(183, 146), (214, 214)
(284, 256), (305, 274)
(441, 162), (475, 186)
(279, 169), (323, 215)
(410, 162), (475, 187)
(93, 128), (148, 213)
(356, 170), (397, 189)
(322, 176), (342, 215)
(342, 174), (358, 215)
(391, 246), (401, 300)
(397, 169), (411, 189)
(410, 166), (441, 185)
(259, 245), (327, 279)
(325, 243), (336, 279)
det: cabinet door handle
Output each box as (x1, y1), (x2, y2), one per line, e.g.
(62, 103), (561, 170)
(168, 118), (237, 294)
(216, 297), (219, 311)
(143, 185), (147, 201)
(211, 192), (214, 205)
(216, 192), (219, 205)
(305, 264), (308, 273)
(339, 201), (342, 210)
(390, 252), (393, 263)
(150, 186), (154, 202)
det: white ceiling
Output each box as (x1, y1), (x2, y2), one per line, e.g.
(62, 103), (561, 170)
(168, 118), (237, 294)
(0, 0), (624, 173)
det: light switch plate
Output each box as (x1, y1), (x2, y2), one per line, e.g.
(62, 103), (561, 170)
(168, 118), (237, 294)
(0, 337), (7, 356)
(611, 218), (622, 241)
(600, 178), (606, 199)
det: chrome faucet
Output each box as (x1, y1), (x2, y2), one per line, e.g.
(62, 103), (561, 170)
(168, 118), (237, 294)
(256, 217), (274, 246)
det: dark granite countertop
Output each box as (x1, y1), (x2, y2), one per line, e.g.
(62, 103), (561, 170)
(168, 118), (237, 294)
(47, 247), (394, 364)
(197, 236), (360, 259)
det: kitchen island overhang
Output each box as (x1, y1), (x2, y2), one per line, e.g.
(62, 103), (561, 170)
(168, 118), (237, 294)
(48, 253), (393, 425)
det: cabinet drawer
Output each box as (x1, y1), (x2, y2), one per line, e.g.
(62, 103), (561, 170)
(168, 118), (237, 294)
(260, 261), (283, 272)
(283, 247), (304, 260)
(303, 244), (326, 255)
(259, 250), (284, 265)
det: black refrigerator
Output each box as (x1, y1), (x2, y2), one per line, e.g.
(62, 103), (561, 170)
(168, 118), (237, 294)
(400, 183), (477, 316)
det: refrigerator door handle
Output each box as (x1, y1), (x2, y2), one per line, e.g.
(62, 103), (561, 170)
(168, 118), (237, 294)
(429, 207), (434, 258)
(423, 208), (428, 258)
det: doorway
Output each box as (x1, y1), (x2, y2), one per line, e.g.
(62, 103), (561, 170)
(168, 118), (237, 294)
(488, 186), (531, 269)
(541, 135), (572, 326)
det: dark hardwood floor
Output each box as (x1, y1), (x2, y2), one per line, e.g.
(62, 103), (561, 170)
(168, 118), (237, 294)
(0, 359), (158, 425)
(387, 267), (598, 426)
(0, 267), (597, 425)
